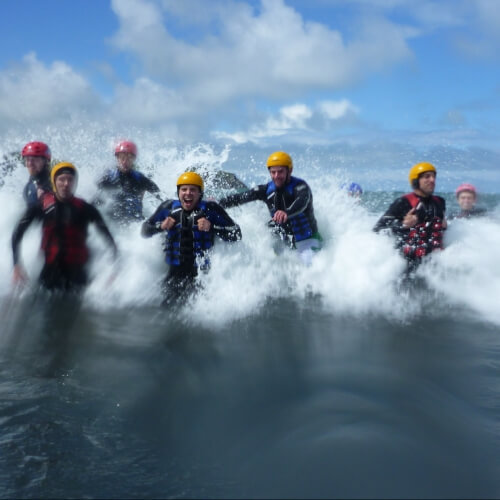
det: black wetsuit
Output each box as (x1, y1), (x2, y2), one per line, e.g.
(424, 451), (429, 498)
(96, 168), (161, 223)
(374, 192), (446, 272)
(142, 199), (241, 305)
(448, 207), (487, 220)
(12, 193), (118, 291)
(23, 169), (52, 208)
(219, 176), (318, 246)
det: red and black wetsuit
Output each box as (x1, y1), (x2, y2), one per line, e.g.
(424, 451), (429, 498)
(374, 192), (446, 268)
(12, 193), (118, 291)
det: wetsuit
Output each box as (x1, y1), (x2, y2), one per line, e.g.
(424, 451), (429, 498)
(448, 207), (487, 220)
(374, 192), (446, 272)
(23, 168), (52, 208)
(142, 199), (241, 305)
(219, 176), (320, 257)
(96, 168), (161, 223)
(12, 193), (118, 291)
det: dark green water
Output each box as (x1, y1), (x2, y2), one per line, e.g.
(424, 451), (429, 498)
(1, 294), (499, 498)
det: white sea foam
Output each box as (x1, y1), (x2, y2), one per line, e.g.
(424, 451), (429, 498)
(1, 127), (499, 328)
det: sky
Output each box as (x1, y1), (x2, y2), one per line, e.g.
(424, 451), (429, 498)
(1, 0), (500, 151)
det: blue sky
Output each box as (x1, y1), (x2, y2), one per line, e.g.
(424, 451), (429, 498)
(1, 0), (500, 150)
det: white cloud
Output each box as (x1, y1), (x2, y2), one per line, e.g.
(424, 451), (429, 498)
(213, 99), (359, 143)
(319, 99), (359, 120)
(110, 0), (416, 106)
(0, 52), (99, 123)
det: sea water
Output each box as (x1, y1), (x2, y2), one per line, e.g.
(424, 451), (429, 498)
(1, 127), (500, 498)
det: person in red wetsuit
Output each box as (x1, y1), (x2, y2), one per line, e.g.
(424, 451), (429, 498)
(374, 162), (447, 273)
(12, 162), (118, 292)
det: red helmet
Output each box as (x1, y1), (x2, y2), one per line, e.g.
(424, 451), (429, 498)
(21, 141), (51, 160)
(455, 183), (477, 197)
(115, 140), (137, 156)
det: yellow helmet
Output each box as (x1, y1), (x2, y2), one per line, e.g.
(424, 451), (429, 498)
(50, 162), (78, 191)
(266, 151), (293, 170)
(408, 162), (436, 187)
(176, 171), (204, 192)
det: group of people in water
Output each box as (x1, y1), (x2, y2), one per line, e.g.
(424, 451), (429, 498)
(11, 140), (487, 303)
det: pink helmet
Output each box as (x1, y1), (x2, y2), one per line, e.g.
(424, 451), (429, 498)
(455, 183), (477, 197)
(115, 140), (137, 156)
(21, 141), (51, 160)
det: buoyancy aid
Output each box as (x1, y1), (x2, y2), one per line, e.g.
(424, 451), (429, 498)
(265, 177), (316, 242)
(40, 194), (90, 266)
(165, 200), (214, 267)
(401, 193), (445, 259)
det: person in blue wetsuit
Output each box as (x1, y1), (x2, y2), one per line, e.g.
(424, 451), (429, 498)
(21, 141), (53, 208)
(95, 140), (161, 224)
(219, 151), (322, 265)
(141, 172), (241, 305)
(374, 162), (447, 275)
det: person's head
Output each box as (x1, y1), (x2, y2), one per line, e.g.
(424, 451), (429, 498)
(176, 172), (204, 211)
(51, 162), (78, 201)
(22, 141), (51, 177)
(345, 182), (363, 198)
(115, 140), (137, 173)
(408, 162), (437, 197)
(267, 151), (293, 189)
(455, 183), (477, 211)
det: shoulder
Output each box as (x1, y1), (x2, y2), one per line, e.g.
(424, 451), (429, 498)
(387, 195), (412, 213)
(432, 195), (446, 209)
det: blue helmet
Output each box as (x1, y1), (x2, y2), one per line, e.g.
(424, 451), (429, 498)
(342, 182), (363, 195)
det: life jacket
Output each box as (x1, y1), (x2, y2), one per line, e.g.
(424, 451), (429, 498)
(265, 177), (315, 243)
(401, 193), (444, 259)
(165, 200), (214, 267)
(40, 193), (90, 266)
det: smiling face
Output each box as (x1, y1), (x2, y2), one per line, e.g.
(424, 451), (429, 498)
(457, 191), (476, 211)
(416, 171), (436, 197)
(268, 166), (290, 188)
(178, 184), (202, 211)
(55, 173), (76, 201)
(24, 156), (47, 177)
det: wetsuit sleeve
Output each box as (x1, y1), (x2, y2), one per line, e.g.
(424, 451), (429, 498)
(86, 204), (119, 259)
(218, 185), (267, 209)
(11, 206), (40, 265)
(205, 202), (242, 242)
(373, 197), (412, 235)
(284, 181), (312, 218)
(140, 175), (161, 194)
(141, 200), (174, 237)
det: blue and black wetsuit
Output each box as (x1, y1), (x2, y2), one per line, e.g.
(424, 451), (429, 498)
(219, 176), (319, 247)
(96, 168), (161, 223)
(141, 199), (241, 304)
(23, 168), (52, 208)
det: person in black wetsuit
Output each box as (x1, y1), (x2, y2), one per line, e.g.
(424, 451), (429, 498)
(218, 151), (321, 265)
(12, 162), (118, 292)
(95, 140), (161, 224)
(373, 162), (447, 274)
(449, 183), (487, 220)
(141, 171), (241, 305)
(21, 141), (53, 208)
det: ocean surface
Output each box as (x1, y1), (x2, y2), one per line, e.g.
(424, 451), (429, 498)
(1, 139), (500, 498)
